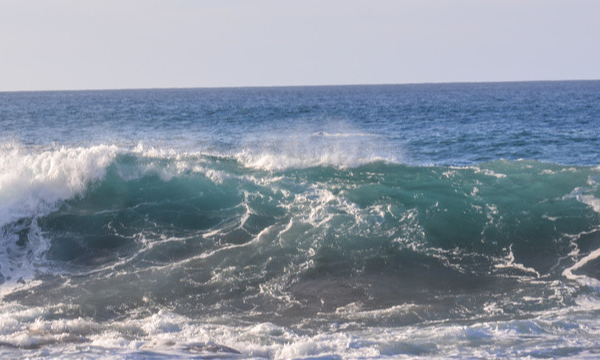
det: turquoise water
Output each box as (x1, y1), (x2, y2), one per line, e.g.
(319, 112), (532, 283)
(1, 81), (600, 359)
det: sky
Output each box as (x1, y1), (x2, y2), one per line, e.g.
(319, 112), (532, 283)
(1, 0), (599, 91)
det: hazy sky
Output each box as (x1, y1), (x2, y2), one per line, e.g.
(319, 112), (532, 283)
(1, 0), (599, 91)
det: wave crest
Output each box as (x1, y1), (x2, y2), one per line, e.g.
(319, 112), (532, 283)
(0, 143), (118, 228)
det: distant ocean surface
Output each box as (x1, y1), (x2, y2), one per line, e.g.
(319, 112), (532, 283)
(1, 81), (600, 359)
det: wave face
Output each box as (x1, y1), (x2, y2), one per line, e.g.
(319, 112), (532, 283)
(2, 82), (600, 359)
(2, 150), (600, 358)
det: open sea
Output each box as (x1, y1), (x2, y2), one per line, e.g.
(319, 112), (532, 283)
(1, 81), (600, 359)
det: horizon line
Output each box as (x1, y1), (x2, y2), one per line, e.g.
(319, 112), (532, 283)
(2, 78), (599, 94)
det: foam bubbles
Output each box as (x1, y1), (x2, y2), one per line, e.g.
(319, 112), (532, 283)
(0, 143), (118, 228)
(2, 303), (599, 360)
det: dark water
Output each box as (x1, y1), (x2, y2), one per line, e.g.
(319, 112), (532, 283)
(1, 81), (600, 359)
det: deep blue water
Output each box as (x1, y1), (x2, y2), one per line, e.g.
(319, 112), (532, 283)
(3, 81), (600, 165)
(1, 81), (600, 359)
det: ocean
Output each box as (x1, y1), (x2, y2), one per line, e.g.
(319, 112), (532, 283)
(1, 81), (600, 359)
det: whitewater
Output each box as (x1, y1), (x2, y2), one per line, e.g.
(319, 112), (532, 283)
(1, 82), (600, 359)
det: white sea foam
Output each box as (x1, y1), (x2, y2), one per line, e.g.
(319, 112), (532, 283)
(1, 303), (599, 360)
(562, 187), (600, 214)
(0, 143), (118, 228)
(494, 245), (540, 278)
(563, 247), (600, 288)
(473, 167), (507, 179)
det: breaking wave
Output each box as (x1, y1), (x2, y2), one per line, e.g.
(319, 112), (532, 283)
(2, 143), (600, 358)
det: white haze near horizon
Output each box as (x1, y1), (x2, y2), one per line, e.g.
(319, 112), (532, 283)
(1, 0), (599, 91)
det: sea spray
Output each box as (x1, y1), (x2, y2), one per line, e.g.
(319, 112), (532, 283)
(0, 143), (118, 228)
